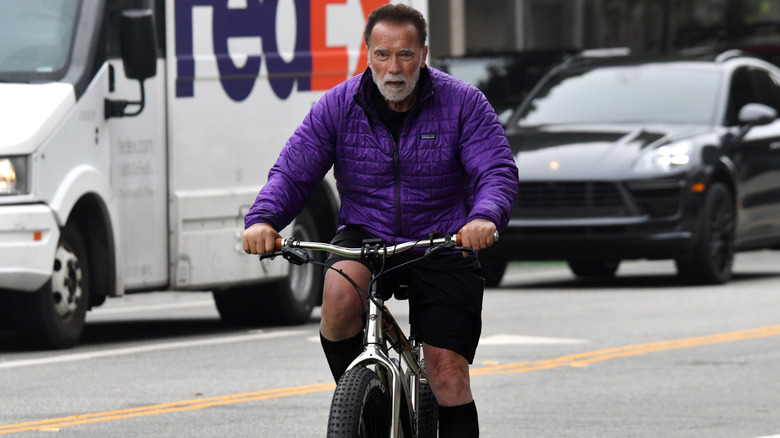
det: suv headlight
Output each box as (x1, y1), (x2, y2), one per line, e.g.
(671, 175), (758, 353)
(634, 141), (693, 173)
(0, 157), (29, 195)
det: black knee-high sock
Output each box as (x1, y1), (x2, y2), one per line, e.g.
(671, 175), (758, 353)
(320, 331), (364, 382)
(438, 401), (479, 437)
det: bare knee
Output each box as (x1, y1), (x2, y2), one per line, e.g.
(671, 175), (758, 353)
(424, 344), (473, 406)
(320, 261), (369, 340)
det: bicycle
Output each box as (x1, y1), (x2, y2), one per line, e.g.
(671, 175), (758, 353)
(261, 232), (484, 437)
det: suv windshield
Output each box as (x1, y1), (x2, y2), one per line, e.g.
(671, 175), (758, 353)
(0, 0), (80, 82)
(515, 63), (722, 127)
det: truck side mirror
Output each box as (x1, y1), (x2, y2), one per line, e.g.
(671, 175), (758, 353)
(120, 10), (158, 81)
(105, 9), (158, 119)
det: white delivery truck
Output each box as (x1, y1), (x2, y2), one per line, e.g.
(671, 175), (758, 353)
(0, 0), (427, 349)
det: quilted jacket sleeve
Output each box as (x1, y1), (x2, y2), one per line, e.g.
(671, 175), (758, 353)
(458, 87), (519, 231)
(243, 88), (341, 230)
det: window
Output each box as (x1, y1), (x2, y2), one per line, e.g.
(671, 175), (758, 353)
(749, 68), (780, 113)
(726, 67), (780, 125)
(0, 0), (80, 79)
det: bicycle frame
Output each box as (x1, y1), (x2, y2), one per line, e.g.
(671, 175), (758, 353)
(272, 233), (482, 437)
(348, 283), (426, 438)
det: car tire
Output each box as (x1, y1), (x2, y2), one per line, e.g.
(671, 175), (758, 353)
(567, 258), (620, 278)
(12, 223), (90, 349)
(675, 182), (735, 285)
(214, 208), (323, 326)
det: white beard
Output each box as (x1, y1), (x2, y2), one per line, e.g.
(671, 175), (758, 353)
(371, 64), (421, 103)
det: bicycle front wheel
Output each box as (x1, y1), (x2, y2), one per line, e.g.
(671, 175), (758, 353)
(327, 367), (391, 437)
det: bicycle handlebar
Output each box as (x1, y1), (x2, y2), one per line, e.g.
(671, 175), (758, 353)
(273, 230), (498, 259)
(274, 234), (453, 257)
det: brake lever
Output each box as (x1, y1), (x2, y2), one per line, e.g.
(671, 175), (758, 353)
(424, 241), (474, 257)
(257, 246), (310, 265)
(281, 247), (310, 265)
(258, 251), (283, 261)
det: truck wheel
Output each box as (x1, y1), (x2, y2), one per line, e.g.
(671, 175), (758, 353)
(214, 208), (323, 326)
(13, 223), (90, 349)
(675, 182), (735, 285)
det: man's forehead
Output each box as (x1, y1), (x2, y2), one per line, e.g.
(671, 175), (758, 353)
(369, 21), (419, 46)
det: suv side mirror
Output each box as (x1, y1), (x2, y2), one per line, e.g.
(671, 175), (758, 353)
(105, 9), (158, 119)
(738, 103), (777, 127)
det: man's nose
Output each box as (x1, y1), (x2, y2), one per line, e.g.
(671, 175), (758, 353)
(388, 56), (402, 74)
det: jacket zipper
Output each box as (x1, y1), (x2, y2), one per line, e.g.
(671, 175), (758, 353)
(356, 93), (404, 236)
(354, 87), (435, 238)
(393, 146), (402, 236)
(393, 90), (434, 237)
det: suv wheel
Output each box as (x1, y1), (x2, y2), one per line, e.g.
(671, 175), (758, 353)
(567, 258), (620, 278)
(675, 182), (735, 285)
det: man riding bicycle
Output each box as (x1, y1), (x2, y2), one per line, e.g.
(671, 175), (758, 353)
(242, 4), (518, 436)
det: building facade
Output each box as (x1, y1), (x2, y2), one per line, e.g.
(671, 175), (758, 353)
(429, 0), (780, 58)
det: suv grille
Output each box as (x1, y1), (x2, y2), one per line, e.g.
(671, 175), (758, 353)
(515, 182), (625, 218)
(514, 181), (683, 219)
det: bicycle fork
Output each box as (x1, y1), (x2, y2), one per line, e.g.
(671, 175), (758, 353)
(346, 297), (427, 437)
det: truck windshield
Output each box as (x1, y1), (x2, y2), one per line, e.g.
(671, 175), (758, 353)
(0, 0), (80, 82)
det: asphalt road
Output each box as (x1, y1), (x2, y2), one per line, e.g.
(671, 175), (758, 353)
(1, 251), (779, 437)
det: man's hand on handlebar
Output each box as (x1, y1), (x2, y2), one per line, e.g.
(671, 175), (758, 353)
(242, 222), (281, 255)
(458, 219), (497, 256)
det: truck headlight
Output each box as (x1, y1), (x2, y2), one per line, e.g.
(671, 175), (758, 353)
(0, 157), (28, 195)
(634, 141), (693, 173)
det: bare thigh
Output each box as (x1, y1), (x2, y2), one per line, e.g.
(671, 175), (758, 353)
(320, 260), (370, 341)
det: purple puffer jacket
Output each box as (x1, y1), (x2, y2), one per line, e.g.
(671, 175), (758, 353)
(245, 66), (519, 243)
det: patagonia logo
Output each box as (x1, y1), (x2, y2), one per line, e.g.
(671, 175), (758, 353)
(420, 133), (436, 140)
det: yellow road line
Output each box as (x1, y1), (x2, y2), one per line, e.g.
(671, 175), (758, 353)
(0, 383), (335, 435)
(471, 325), (780, 376)
(1, 325), (779, 434)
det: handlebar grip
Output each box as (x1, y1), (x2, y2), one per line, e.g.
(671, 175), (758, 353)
(454, 230), (499, 246)
(274, 237), (283, 250)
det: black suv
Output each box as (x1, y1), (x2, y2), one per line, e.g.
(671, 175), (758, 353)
(481, 51), (780, 286)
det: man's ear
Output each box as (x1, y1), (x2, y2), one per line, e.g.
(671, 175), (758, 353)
(421, 45), (428, 68)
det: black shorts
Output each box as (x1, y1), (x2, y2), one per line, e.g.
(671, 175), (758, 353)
(325, 226), (485, 364)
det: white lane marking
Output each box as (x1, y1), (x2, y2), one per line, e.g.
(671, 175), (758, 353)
(88, 300), (215, 315)
(0, 330), (303, 369)
(500, 267), (571, 284)
(480, 334), (591, 346)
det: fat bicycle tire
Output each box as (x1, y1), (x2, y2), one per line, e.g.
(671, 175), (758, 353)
(327, 367), (391, 437)
(417, 379), (439, 437)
